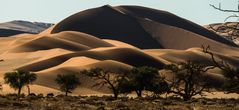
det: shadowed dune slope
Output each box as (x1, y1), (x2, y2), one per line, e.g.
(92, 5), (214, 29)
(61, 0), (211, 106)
(116, 6), (236, 47)
(52, 31), (114, 48)
(52, 5), (238, 49)
(0, 20), (53, 36)
(9, 36), (90, 52)
(138, 19), (236, 50)
(51, 5), (162, 49)
(9, 31), (115, 53)
(17, 47), (165, 72)
(0, 29), (30, 37)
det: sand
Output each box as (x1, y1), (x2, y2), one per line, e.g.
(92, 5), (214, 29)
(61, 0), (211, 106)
(0, 5), (238, 98)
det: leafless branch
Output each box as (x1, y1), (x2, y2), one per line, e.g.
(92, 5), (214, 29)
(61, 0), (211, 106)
(224, 14), (239, 22)
(210, 4), (239, 13)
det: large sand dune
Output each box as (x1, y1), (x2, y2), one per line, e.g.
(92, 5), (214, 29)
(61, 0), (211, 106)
(52, 5), (238, 49)
(0, 5), (238, 96)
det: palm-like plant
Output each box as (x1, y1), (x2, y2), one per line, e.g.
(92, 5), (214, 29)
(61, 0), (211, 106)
(55, 74), (80, 96)
(4, 70), (37, 98)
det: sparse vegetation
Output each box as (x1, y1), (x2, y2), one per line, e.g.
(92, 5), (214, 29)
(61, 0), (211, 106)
(164, 61), (212, 101)
(4, 70), (37, 99)
(202, 45), (239, 94)
(118, 66), (170, 97)
(81, 68), (124, 99)
(55, 74), (81, 96)
(0, 95), (236, 110)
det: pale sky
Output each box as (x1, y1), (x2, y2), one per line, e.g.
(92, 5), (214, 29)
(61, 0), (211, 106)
(0, 0), (238, 25)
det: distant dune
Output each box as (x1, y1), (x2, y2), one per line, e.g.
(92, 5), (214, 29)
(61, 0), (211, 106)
(0, 5), (238, 96)
(204, 22), (239, 45)
(0, 20), (53, 37)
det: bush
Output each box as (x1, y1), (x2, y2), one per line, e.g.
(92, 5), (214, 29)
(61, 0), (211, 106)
(28, 93), (36, 97)
(26, 94), (38, 100)
(37, 93), (44, 98)
(46, 93), (54, 98)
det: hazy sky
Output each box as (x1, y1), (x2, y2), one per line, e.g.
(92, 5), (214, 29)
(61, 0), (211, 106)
(0, 0), (238, 25)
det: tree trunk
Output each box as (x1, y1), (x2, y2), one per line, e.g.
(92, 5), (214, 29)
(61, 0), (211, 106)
(18, 87), (22, 99)
(113, 91), (118, 99)
(136, 90), (142, 97)
(65, 91), (68, 96)
(183, 95), (191, 101)
(27, 85), (30, 95)
(108, 82), (118, 99)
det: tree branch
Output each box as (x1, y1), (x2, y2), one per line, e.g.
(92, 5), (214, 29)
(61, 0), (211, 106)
(210, 4), (239, 13)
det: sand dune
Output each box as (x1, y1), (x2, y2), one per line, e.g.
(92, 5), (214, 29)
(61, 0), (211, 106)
(34, 60), (132, 93)
(0, 20), (53, 36)
(52, 5), (238, 50)
(8, 31), (116, 53)
(54, 31), (114, 48)
(144, 48), (239, 67)
(103, 39), (137, 48)
(0, 5), (238, 96)
(139, 19), (238, 51)
(0, 29), (29, 37)
(116, 6), (236, 47)
(17, 47), (164, 72)
(51, 5), (162, 49)
(204, 22), (239, 45)
(0, 48), (72, 75)
(9, 36), (90, 52)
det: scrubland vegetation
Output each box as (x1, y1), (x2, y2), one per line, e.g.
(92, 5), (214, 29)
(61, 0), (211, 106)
(0, 46), (237, 110)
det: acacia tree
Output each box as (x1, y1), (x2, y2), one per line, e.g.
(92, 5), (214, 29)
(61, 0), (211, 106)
(118, 66), (170, 97)
(4, 70), (37, 98)
(164, 61), (212, 101)
(81, 68), (123, 99)
(202, 45), (239, 93)
(26, 73), (37, 95)
(208, 2), (239, 91)
(55, 74), (81, 96)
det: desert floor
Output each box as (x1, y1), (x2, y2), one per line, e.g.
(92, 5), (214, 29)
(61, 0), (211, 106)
(0, 95), (238, 110)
